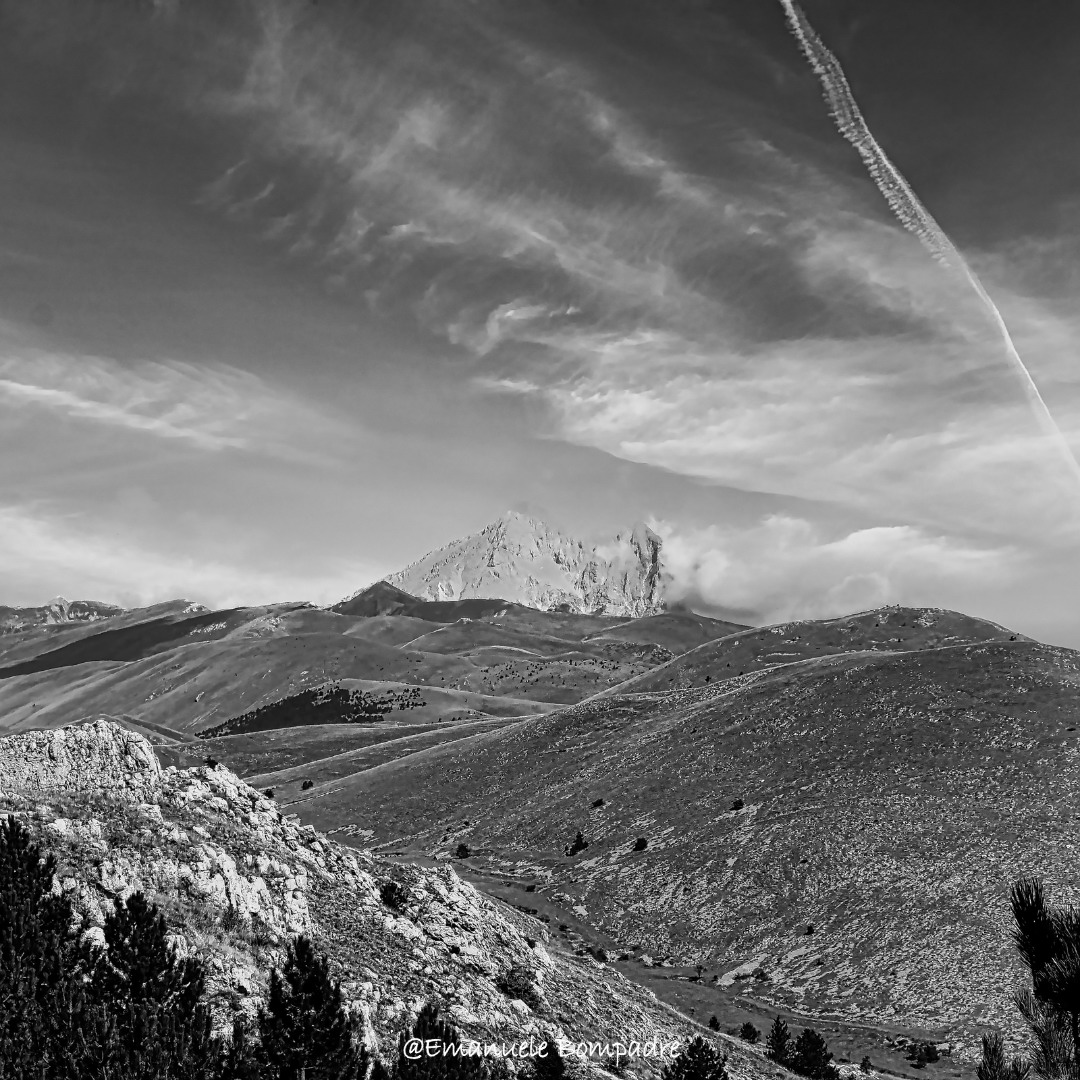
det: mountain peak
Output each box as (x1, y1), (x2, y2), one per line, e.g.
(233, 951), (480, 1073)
(364, 513), (668, 616)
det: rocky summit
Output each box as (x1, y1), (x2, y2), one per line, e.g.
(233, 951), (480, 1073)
(0, 718), (777, 1080)
(357, 512), (668, 618)
(0, 596), (124, 634)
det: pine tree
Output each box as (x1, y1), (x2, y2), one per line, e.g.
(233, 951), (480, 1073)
(258, 934), (368, 1080)
(86, 890), (221, 1079)
(766, 1017), (792, 1066)
(0, 816), (88, 1080)
(738, 1023), (760, 1044)
(220, 1018), (265, 1080)
(533, 1040), (566, 1080)
(976, 1033), (1030, 1080)
(790, 1029), (837, 1080)
(1010, 876), (1080, 1079)
(661, 1036), (728, 1080)
(393, 1000), (485, 1080)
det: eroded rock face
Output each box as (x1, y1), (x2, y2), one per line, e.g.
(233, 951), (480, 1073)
(369, 511), (668, 617)
(0, 718), (162, 798)
(0, 720), (767, 1080)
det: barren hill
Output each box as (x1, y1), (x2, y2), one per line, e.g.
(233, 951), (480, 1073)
(276, 610), (1079, 1062)
(351, 511), (669, 617)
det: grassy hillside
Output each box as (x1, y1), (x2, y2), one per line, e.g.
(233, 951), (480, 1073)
(0, 592), (740, 739)
(279, 621), (1080, 1061)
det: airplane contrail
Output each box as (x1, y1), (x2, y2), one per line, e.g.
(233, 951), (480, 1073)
(778, 0), (1080, 490)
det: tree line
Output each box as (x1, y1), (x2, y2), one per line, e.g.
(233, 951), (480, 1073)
(201, 683), (426, 739)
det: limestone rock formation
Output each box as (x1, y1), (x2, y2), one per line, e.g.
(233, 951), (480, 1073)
(361, 511), (668, 617)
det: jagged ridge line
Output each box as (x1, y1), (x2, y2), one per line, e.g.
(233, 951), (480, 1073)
(779, 0), (1080, 489)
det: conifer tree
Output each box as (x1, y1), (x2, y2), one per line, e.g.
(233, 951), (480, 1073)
(1009, 876), (1080, 1079)
(258, 934), (368, 1080)
(533, 1039), (566, 1080)
(790, 1029), (837, 1080)
(766, 1017), (792, 1066)
(662, 1036), (728, 1080)
(220, 1018), (265, 1080)
(393, 1000), (485, 1080)
(0, 816), (88, 1080)
(86, 890), (221, 1079)
(738, 1023), (760, 1044)
(976, 1033), (1030, 1080)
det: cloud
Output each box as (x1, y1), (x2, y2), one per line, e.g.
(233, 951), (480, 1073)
(0, 333), (349, 461)
(0, 504), (381, 609)
(656, 515), (1018, 625)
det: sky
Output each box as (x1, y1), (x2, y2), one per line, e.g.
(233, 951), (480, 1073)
(2, 0), (1080, 644)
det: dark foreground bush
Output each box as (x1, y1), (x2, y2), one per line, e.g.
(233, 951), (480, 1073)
(661, 1035), (728, 1080)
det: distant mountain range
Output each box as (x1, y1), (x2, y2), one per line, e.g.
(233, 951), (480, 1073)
(0, 596), (124, 634)
(343, 510), (668, 618)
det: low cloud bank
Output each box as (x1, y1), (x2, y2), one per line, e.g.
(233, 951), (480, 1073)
(654, 515), (1016, 626)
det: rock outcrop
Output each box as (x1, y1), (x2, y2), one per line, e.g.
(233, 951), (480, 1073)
(0, 720), (770, 1080)
(0, 596), (123, 634)
(359, 512), (668, 617)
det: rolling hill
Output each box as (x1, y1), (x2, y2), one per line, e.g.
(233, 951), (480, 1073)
(6, 570), (1072, 1073)
(268, 607), (1076, 1062)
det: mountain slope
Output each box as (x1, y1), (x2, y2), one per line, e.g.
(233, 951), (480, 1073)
(0, 719), (779, 1080)
(0, 592), (744, 741)
(355, 511), (668, 617)
(277, 613), (1080, 1061)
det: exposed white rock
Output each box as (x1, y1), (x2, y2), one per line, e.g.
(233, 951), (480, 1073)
(364, 511), (667, 617)
(0, 718), (162, 799)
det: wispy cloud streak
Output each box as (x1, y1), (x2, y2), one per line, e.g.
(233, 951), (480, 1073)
(0, 342), (348, 461)
(779, 0), (1080, 494)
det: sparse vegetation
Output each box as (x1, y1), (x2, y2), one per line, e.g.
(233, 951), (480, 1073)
(379, 879), (408, 911)
(496, 962), (542, 1009)
(907, 1040), (941, 1069)
(565, 830), (588, 856)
